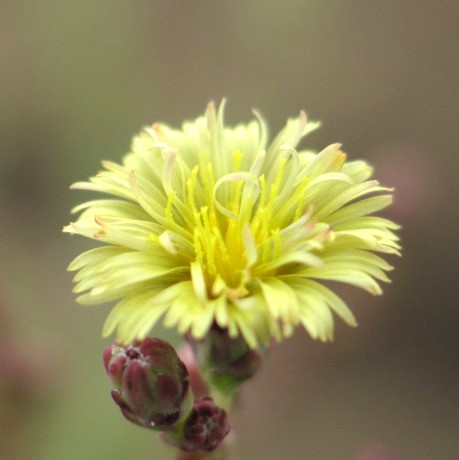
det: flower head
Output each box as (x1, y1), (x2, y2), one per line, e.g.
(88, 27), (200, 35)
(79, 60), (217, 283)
(64, 100), (400, 348)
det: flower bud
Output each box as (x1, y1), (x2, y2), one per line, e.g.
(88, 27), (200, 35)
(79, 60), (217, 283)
(103, 338), (191, 429)
(188, 325), (263, 395)
(163, 397), (230, 452)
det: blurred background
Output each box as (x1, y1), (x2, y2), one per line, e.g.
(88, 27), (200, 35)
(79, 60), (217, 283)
(0, 1), (457, 459)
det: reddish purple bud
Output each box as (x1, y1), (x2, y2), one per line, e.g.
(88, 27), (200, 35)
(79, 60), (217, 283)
(103, 338), (191, 429)
(164, 398), (230, 452)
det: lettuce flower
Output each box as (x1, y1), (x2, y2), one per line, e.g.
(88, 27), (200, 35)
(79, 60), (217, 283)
(64, 101), (400, 348)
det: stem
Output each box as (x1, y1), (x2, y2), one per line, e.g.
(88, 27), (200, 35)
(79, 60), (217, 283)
(175, 437), (233, 460)
(176, 451), (212, 460)
(211, 387), (235, 412)
(175, 446), (228, 460)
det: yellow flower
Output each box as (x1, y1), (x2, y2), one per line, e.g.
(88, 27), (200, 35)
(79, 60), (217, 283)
(64, 100), (400, 348)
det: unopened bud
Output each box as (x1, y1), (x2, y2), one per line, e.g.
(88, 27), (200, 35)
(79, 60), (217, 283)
(164, 397), (230, 452)
(188, 325), (263, 395)
(103, 338), (191, 429)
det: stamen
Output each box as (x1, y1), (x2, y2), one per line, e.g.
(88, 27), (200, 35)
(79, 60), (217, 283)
(165, 191), (176, 223)
(232, 149), (243, 172)
(186, 166), (199, 218)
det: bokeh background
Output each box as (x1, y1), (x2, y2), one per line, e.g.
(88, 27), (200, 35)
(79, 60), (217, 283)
(1, 1), (457, 459)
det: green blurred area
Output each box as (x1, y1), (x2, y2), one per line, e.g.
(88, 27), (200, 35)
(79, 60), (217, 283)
(0, 1), (457, 459)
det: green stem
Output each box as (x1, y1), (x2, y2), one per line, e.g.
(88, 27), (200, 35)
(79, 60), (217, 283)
(175, 441), (231, 460)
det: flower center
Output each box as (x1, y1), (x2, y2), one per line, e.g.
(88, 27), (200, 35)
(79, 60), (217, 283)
(161, 146), (329, 304)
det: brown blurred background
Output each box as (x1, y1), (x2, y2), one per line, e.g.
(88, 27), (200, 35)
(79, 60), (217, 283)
(0, 1), (457, 459)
